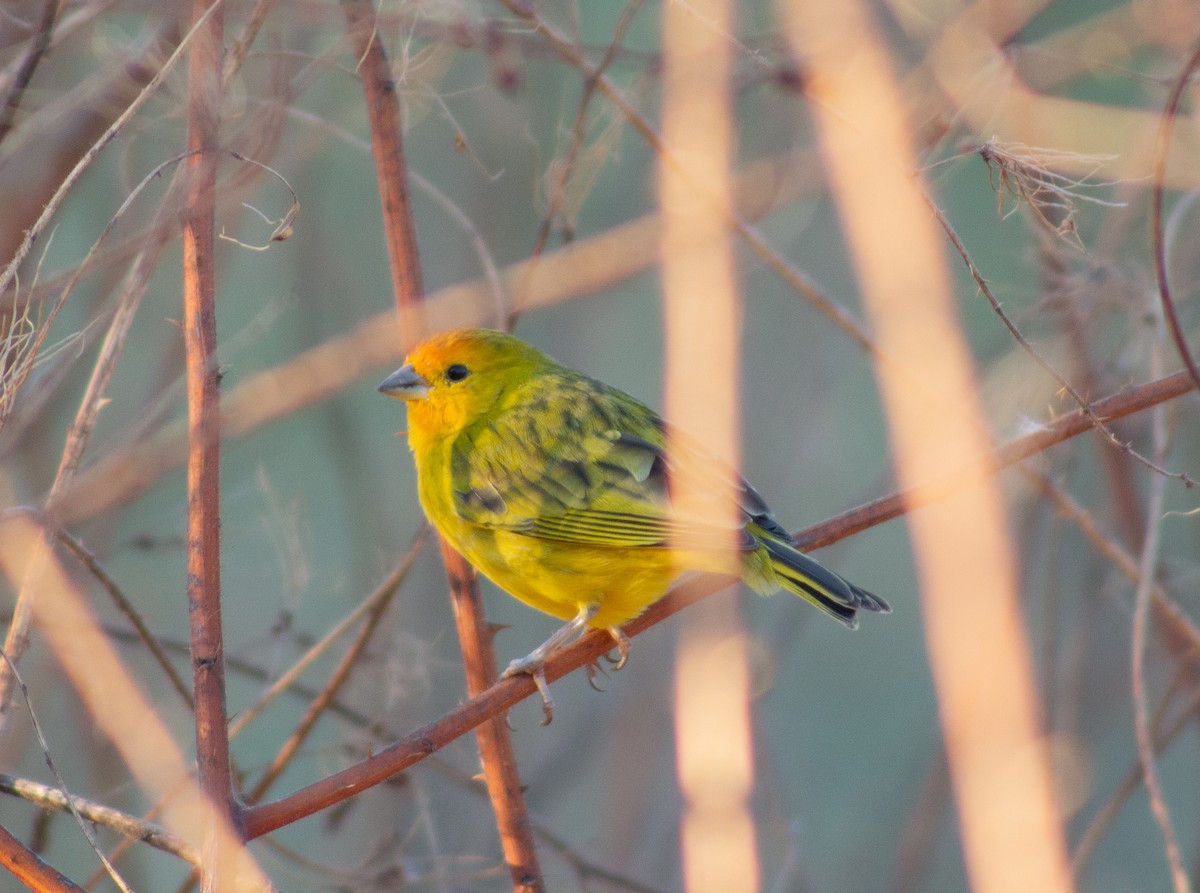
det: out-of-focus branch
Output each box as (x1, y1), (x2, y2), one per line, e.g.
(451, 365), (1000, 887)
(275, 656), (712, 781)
(0, 0), (60, 144)
(0, 513), (269, 888)
(659, 0), (758, 891)
(51, 153), (816, 526)
(784, 4), (1073, 893)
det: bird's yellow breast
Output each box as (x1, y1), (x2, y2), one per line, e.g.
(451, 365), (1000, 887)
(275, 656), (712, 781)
(414, 441), (677, 627)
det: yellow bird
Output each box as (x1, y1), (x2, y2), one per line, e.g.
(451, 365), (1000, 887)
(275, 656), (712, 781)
(379, 328), (887, 710)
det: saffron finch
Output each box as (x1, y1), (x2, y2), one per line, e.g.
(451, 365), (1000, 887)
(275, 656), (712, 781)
(379, 328), (887, 713)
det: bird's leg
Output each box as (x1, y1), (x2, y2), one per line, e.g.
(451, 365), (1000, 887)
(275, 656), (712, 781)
(503, 604), (598, 724)
(504, 604), (598, 676)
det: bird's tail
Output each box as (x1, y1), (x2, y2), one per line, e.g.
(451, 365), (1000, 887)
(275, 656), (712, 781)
(756, 528), (890, 629)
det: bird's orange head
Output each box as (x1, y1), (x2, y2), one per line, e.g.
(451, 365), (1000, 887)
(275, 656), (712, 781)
(378, 328), (551, 447)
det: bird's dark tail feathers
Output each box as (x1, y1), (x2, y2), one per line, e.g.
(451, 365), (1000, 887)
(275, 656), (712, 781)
(760, 534), (890, 629)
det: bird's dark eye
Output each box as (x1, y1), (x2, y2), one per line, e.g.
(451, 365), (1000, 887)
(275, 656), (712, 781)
(445, 364), (470, 382)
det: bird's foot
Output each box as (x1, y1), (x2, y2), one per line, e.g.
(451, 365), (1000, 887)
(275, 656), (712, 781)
(500, 605), (599, 724)
(502, 657), (555, 725)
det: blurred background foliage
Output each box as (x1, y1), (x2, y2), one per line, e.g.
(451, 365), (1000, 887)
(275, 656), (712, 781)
(0, 0), (1198, 890)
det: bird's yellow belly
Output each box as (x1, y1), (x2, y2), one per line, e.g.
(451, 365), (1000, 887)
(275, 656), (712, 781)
(453, 526), (678, 628)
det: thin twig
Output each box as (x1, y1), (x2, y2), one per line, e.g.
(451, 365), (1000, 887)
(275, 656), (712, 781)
(0, 150), (199, 718)
(1149, 37), (1200, 397)
(0, 650), (135, 892)
(1130, 346), (1191, 893)
(928, 193), (1195, 489)
(242, 532), (427, 802)
(515, 0), (646, 324)
(0, 2), (223, 301)
(1023, 471), (1200, 659)
(52, 525), (193, 708)
(222, 0), (277, 85)
(1071, 682), (1200, 874)
(498, 0), (885, 357)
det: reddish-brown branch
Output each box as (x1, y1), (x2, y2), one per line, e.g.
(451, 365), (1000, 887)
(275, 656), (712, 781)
(182, 0), (236, 841)
(241, 366), (1197, 839)
(0, 822), (85, 893)
(338, 2), (542, 887)
(801, 368), (1198, 550)
(439, 540), (545, 892)
(241, 572), (728, 840)
(340, 0), (425, 320)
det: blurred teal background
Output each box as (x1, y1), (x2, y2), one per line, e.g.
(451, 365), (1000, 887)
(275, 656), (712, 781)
(1, 0), (1199, 890)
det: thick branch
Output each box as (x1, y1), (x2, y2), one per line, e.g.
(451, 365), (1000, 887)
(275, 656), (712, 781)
(182, 0), (236, 841)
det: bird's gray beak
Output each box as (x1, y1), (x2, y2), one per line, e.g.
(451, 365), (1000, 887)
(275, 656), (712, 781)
(378, 364), (430, 400)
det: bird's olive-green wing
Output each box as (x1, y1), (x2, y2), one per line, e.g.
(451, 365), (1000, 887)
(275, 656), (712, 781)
(448, 374), (773, 551)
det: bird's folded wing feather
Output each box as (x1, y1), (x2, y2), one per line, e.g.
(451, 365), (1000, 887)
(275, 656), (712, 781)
(448, 379), (783, 552)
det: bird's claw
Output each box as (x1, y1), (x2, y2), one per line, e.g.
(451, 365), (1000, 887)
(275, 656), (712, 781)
(503, 659), (555, 725)
(585, 661), (609, 692)
(605, 628), (631, 671)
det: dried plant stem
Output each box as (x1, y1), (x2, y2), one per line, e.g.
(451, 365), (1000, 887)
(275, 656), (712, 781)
(1023, 472), (1200, 656)
(0, 513), (270, 888)
(0, 159), (187, 719)
(52, 525), (193, 708)
(931, 196), (1194, 488)
(499, 0), (882, 357)
(517, 0), (645, 317)
(0, 3), (219, 301)
(0, 773), (198, 866)
(1071, 683), (1200, 874)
